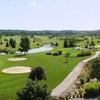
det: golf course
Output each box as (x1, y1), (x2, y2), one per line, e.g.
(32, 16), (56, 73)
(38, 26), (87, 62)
(0, 32), (99, 100)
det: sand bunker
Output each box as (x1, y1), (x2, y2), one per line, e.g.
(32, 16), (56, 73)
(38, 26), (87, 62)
(8, 58), (27, 61)
(2, 66), (31, 74)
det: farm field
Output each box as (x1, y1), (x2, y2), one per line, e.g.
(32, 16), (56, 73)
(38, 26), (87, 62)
(0, 34), (99, 100)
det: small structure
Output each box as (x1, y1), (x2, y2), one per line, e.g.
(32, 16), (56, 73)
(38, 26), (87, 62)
(76, 44), (82, 50)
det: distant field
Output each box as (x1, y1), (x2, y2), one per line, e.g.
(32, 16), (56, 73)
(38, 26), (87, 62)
(0, 35), (98, 100)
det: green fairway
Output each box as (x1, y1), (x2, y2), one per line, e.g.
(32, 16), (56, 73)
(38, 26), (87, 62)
(0, 35), (98, 100)
(0, 49), (93, 100)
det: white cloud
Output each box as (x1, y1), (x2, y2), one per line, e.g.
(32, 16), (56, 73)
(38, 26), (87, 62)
(29, 1), (37, 7)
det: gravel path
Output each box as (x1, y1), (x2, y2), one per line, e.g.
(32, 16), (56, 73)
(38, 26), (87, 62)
(51, 51), (100, 97)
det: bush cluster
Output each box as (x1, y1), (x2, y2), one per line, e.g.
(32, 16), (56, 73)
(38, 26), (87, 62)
(77, 50), (91, 57)
(53, 52), (59, 56)
(46, 52), (52, 55)
(46, 51), (62, 56)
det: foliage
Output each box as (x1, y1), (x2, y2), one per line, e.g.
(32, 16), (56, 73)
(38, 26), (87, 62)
(78, 67), (90, 84)
(90, 40), (95, 47)
(68, 40), (75, 47)
(84, 82), (100, 97)
(65, 52), (70, 58)
(65, 52), (70, 63)
(19, 37), (30, 53)
(5, 42), (9, 47)
(77, 50), (91, 57)
(53, 52), (59, 56)
(46, 52), (52, 55)
(28, 67), (46, 81)
(58, 51), (62, 55)
(63, 39), (68, 48)
(9, 38), (16, 48)
(16, 80), (54, 100)
(90, 57), (100, 80)
(55, 42), (58, 46)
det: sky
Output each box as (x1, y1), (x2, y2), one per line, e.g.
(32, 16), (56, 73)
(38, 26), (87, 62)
(0, 0), (100, 30)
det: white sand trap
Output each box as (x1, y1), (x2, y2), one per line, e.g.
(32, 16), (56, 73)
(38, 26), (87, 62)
(8, 58), (27, 61)
(2, 66), (31, 74)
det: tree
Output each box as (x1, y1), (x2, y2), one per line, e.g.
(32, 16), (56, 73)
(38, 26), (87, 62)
(63, 39), (68, 48)
(9, 38), (16, 48)
(16, 80), (54, 100)
(55, 42), (58, 46)
(90, 40), (95, 47)
(16, 67), (55, 100)
(69, 41), (74, 47)
(9, 38), (13, 46)
(28, 67), (46, 81)
(19, 37), (30, 54)
(5, 42), (9, 47)
(65, 52), (70, 63)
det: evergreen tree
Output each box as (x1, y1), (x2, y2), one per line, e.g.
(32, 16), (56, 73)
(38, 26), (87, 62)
(5, 42), (9, 47)
(63, 39), (68, 48)
(55, 42), (58, 46)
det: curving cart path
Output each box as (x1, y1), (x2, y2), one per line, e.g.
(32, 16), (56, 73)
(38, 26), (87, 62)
(51, 51), (100, 97)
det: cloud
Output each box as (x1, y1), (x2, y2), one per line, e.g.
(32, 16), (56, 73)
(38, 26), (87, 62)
(29, 1), (37, 7)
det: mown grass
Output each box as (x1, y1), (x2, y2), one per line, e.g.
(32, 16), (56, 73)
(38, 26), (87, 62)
(0, 50), (94, 100)
(0, 35), (97, 100)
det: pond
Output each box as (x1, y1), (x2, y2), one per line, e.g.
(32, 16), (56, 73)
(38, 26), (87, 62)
(16, 44), (53, 54)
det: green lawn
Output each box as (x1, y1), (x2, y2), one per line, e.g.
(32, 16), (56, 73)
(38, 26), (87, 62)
(0, 35), (97, 100)
(0, 49), (94, 100)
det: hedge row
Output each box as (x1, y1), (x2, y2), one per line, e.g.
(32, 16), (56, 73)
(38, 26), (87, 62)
(77, 50), (91, 57)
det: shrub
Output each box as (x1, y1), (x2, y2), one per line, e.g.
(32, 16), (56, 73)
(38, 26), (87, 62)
(77, 50), (91, 57)
(46, 52), (52, 55)
(84, 82), (100, 98)
(53, 52), (59, 56)
(90, 57), (100, 80)
(58, 51), (62, 55)
(55, 42), (58, 46)
(37, 43), (40, 45)
(50, 42), (55, 46)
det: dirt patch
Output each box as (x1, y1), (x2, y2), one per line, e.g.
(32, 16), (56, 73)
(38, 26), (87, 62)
(2, 66), (31, 74)
(8, 58), (27, 61)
